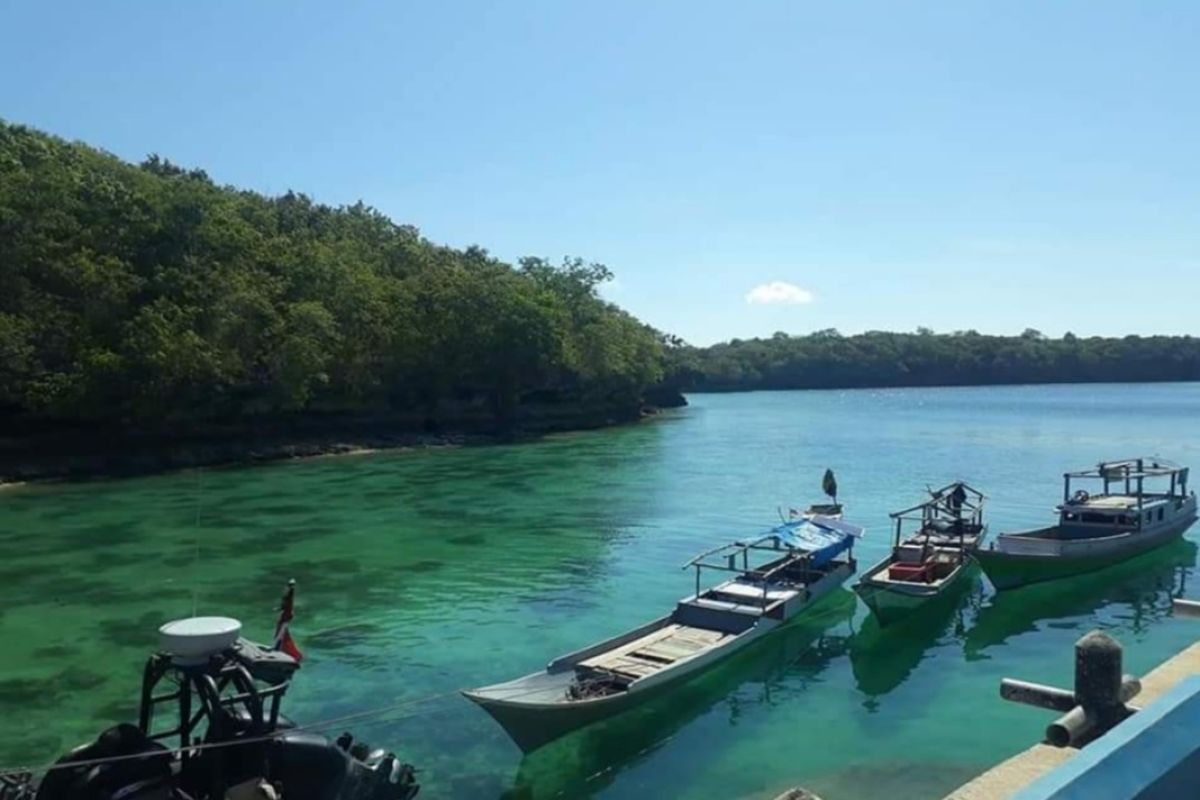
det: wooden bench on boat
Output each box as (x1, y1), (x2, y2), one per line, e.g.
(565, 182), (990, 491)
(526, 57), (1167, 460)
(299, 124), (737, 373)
(577, 624), (729, 681)
(711, 580), (798, 604)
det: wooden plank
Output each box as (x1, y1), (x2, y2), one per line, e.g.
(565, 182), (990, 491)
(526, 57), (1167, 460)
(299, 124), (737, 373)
(645, 637), (705, 654)
(665, 635), (717, 652)
(674, 625), (726, 642)
(636, 642), (695, 661)
(592, 655), (662, 678)
(579, 625), (682, 669)
(579, 624), (729, 674)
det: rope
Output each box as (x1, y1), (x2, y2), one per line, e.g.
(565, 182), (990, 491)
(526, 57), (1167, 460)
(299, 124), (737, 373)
(0, 613), (856, 782)
(0, 688), (463, 780)
(0, 665), (627, 781)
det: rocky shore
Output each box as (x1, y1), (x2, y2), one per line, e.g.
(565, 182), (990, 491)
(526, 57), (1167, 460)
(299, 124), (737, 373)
(0, 394), (687, 485)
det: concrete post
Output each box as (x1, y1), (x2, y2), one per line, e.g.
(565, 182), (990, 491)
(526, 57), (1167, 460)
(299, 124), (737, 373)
(998, 629), (1141, 749)
(1075, 630), (1122, 711)
(1044, 631), (1139, 747)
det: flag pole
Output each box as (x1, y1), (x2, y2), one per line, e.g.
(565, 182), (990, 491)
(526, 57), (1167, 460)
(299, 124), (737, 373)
(273, 579), (303, 663)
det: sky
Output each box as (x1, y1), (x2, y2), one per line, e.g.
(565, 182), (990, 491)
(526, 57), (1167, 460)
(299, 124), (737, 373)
(2, 1), (1198, 346)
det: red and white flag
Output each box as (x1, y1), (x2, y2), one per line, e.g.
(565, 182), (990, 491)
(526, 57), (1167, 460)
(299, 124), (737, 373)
(273, 579), (304, 662)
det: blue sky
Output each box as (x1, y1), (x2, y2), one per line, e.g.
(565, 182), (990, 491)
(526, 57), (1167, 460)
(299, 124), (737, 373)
(3, 1), (1198, 345)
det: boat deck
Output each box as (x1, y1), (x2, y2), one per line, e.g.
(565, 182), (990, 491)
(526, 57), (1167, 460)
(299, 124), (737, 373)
(578, 624), (729, 680)
(1075, 494), (1141, 510)
(712, 579), (799, 604)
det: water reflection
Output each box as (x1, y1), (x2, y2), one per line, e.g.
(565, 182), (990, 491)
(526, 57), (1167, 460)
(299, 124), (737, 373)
(964, 539), (1198, 659)
(500, 591), (858, 800)
(0, 421), (678, 778)
(850, 570), (983, 702)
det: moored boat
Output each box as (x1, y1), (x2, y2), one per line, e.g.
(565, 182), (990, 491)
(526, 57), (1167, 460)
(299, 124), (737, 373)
(854, 482), (986, 626)
(462, 512), (864, 752)
(0, 584), (419, 800)
(976, 458), (1197, 590)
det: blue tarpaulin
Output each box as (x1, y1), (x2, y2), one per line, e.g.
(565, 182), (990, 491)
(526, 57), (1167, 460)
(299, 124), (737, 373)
(756, 515), (864, 567)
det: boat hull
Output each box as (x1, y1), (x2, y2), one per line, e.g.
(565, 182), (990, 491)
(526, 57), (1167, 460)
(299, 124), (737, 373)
(854, 560), (974, 626)
(977, 513), (1197, 590)
(466, 676), (661, 752)
(464, 560), (855, 751)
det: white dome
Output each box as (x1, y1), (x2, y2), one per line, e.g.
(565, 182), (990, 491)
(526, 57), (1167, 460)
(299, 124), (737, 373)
(159, 616), (242, 664)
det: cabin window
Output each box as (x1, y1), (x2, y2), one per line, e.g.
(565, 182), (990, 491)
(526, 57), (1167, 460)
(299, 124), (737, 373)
(1146, 511), (1153, 523)
(1064, 512), (1079, 522)
(1080, 513), (1114, 524)
(1158, 508), (1165, 522)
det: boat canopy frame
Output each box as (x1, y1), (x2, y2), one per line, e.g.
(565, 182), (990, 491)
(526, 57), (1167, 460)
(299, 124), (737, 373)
(1063, 457), (1190, 504)
(888, 481), (987, 553)
(682, 518), (861, 608)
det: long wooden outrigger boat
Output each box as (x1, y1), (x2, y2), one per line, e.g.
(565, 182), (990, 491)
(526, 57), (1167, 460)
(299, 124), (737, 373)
(854, 482), (986, 626)
(462, 513), (864, 752)
(977, 458), (1197, 590)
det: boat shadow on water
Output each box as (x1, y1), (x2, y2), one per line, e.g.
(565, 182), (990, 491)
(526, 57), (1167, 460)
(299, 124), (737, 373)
(964, 537), (1198, 660)
(496, 590), (859, 800)
(849, 567), (984, 703)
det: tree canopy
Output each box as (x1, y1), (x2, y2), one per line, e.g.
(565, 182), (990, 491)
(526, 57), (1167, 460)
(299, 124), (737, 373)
(667, 329), (1200, 392)
(0, 120), (666, 430)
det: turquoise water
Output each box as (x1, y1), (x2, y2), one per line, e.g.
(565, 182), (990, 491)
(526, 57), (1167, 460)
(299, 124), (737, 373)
(2, 383), (1200, 799)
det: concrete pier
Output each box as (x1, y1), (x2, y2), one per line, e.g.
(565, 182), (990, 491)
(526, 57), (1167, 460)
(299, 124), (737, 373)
(945, 639), (1200, 799)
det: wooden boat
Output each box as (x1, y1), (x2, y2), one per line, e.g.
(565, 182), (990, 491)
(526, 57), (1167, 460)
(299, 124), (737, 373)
(976, 458), (1197, 590)
(854, 482), (986, 625)
(462, 513), (864, 752)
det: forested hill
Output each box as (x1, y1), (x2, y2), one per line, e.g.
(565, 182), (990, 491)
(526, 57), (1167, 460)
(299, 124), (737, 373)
(0, 120), (668, 433)
(668, 329), (1200, 392)
(4, 120), (1199, 455)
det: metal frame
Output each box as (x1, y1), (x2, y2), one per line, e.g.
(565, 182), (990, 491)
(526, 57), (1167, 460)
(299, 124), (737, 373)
(1061, 458), (1191, 531)
(136, 647), (294, 800)
(682, 526), (854, 609)
(888, 482), (987, 565)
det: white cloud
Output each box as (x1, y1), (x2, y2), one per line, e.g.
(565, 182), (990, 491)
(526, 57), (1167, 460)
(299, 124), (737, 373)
(745, 281), (815, 306)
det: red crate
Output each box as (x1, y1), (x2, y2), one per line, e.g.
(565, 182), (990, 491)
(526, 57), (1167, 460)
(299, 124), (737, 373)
(888, 562), (932, 583)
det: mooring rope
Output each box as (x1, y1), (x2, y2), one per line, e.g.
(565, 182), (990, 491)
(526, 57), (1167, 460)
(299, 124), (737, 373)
(0, 688), (464, 780)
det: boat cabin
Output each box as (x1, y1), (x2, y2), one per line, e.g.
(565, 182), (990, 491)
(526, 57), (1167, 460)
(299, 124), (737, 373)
(1056, 458), (1193, 539)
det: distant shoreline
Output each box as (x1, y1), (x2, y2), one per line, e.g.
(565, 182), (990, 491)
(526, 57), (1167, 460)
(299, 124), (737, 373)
(671, 331), (1200, 395)
(683, 377), (1200, 394)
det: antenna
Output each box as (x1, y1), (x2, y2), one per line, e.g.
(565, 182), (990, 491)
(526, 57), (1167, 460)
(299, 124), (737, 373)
(192, 469), (203, 618)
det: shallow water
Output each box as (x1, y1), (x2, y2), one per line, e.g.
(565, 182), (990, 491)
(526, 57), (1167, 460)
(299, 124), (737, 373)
(2, 383), (1200, 799)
